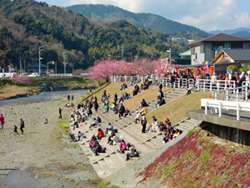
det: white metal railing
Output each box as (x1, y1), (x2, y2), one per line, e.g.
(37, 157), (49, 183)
(49, 74), (73, 77)
(174, 78), (180, 88)
(212, 85), (248, 102)
(197, 79), (236, 92)
(201, 99), (250, 120)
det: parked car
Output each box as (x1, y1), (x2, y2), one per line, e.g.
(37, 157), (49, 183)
(21, 73), (28, 76)
(28, 73), (40, 78)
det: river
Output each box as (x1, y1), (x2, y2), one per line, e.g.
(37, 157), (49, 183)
(0, 89), (88, 106)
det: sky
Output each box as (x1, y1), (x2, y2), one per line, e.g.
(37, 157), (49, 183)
(38, 0), (250, 32)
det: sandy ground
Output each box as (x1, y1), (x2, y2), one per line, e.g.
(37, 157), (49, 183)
(0, 93), (99, 188)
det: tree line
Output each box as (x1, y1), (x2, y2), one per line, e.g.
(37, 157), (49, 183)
(0, 0), (188, 72)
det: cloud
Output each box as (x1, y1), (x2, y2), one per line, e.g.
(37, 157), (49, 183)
(65, 0), (250, 31)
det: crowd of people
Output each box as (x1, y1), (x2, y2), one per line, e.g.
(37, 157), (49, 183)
(68, 78), (185, 161)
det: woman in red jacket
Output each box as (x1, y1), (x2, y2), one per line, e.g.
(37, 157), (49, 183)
(97, 128), (104, 140)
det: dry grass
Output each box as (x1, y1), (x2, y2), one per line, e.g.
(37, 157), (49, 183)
(123, 87), (171, 111)
(0, 85), (39, 100)
(147, 92), (212, 124)
(90, 82), (130, 101)
(109, 86), (135, 102)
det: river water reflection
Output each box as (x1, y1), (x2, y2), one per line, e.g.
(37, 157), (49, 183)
(0, 89), (88, 106)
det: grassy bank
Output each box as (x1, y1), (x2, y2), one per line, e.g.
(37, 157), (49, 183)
(137, 127), (250, 187)
(147, 91), (211, 124)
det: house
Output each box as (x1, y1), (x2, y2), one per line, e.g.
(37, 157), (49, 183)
(188, 33), (250, 65)
(28, 63), (47, 76)
(174, 49), (191, 65)
(212, 49), (250, 74)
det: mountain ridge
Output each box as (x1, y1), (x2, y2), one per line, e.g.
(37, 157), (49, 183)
(66, 4), (208, 36)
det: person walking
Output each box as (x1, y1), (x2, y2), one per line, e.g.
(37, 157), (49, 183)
(71, 95), (74, 101)
(14, 125), (18, 135)
(67, 95), (70, 101)
(0, 114), (4, 129)
(20, 119), (25, 134)
(114, 92), (118, 104)
(59, 108), (63, 119)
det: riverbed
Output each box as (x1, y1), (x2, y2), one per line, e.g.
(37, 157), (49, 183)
(0, 90), (99, 188)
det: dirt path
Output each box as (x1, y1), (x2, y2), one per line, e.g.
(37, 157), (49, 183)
(0, 94), (99, 188)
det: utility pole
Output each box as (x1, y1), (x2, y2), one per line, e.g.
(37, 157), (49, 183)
(24, 60), (25, 73)
(63, 52), (67, 75)
(39, 46), (44, 76)
(19, 59), (22, 74)
(55, 61), (57, 74)
(122, 43), (124, 60)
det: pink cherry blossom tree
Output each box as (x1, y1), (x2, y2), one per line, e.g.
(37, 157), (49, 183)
(11, 75), (30, 85)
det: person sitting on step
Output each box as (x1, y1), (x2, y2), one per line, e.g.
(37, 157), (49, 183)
(124, 108), (131, 117)
(107, 131), (116, 145)
(105, 123), (113, 134)
(126, 143), (139, 161)
(146, 116), (159, 132)
(134, 111), (142, 124)
(97, 128), (104, 140)
(96, 116), (101, 123)
(89, 118), (98, 129)
(77, 131), (85, 141)
(119, 140), (127, 153)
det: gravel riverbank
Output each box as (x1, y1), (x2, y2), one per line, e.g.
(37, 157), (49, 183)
(0, 92), (99, 188)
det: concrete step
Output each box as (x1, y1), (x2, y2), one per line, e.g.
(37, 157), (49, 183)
(103, 156), (120, 172)
(92, 163), (106, 177)
(109, 152), (126, 169)
(96, 159), (112, 177)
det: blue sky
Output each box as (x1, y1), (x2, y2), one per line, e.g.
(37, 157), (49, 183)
(36, 0), (250, 32)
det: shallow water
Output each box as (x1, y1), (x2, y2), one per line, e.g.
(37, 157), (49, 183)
(0, 89), (88, 106)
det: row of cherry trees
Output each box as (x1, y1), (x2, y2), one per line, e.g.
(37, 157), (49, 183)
(88, 59), (174, 82)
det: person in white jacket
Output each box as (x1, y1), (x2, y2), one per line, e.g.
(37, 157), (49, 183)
(134, 111), (142, 124)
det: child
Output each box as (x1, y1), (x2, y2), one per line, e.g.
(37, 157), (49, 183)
(14, 125), (18, 135)
(106, 103), (109, 113)
(44, 119), (48, 124)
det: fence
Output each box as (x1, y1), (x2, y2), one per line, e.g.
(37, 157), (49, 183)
(110, 76), (247, 93)
(110, 76), (146, 83)
(201, 99), (250, 120)
(49, 74), (73, 77)
(196, 79), (236, 92)
(212, 84), (249, 102)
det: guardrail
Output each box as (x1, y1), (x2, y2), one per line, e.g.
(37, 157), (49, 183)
(196, 79), (236, 92)
(49, 74), (73, 77)
(212, 85), (249, 102)
(201, 99), (250, 120)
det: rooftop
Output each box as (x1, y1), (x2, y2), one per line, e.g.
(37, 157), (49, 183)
(189, 33), (250, 46)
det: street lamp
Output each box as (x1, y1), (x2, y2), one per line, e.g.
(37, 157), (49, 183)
(167, 48), (171, 65)
(39, 46), (44, 76)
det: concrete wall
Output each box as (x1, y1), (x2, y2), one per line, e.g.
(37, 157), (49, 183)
(205, 43), (212, 63)
(191, 45), (205, 65)
(200, 121), (250, 146)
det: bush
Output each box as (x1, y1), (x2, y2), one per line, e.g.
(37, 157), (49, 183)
(11, 75), (30, 86)
(227, 65), (238, 72)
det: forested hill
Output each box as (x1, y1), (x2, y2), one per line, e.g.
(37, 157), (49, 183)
(66, 4), (208, 36)
(0, 0), (188, 72)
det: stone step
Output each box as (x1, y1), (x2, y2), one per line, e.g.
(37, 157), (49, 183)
(92, 163), (106, 177)
(96, 159), (112, 177)
(109, 152), (126, 169)
(103, 156), (120, 172)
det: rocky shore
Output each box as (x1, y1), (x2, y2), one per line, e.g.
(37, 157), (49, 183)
(0, 92), (100, 188)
